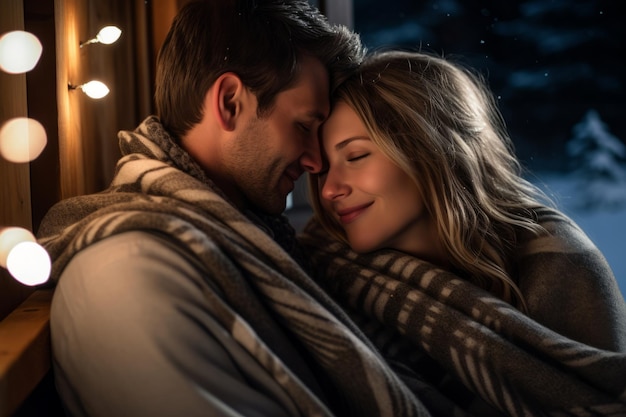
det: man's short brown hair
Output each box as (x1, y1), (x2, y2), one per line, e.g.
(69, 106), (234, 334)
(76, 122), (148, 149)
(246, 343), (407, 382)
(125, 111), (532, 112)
(155, 0), (365, 141)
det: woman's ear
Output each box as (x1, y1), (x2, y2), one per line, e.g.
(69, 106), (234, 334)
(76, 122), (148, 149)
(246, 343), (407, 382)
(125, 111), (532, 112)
(212, 72), (245, 131)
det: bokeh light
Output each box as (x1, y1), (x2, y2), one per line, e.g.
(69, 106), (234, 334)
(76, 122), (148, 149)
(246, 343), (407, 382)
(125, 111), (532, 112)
(0, 117), (47, 163)
(0, 30), (42, 74)
(6, 241), (51, 286)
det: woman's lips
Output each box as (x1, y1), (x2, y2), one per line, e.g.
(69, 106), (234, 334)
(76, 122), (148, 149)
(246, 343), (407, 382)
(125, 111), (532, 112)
(336, 202), (373, 224)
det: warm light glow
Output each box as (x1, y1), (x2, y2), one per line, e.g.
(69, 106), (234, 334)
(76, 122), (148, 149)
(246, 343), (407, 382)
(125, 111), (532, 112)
(96, 26), (122, 44)
(0, 227), (36, 268)
(80, 25), (122, 47)
(0, 117), (47, 163)
(0, 30), (42, 74)
(6, 241), (51, 286)
(79, 80), (110, 99)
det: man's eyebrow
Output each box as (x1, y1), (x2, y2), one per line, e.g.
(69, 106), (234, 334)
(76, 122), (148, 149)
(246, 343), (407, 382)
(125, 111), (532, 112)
(334, 136), (369, 151)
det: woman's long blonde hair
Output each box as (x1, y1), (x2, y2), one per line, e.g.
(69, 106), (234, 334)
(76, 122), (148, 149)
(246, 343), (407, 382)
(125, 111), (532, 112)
(309, 50), (553, 311)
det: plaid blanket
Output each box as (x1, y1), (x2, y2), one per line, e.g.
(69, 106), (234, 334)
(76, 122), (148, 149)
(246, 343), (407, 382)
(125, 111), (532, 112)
(298, 217), (626, 417)
(37, 116), (433, 417)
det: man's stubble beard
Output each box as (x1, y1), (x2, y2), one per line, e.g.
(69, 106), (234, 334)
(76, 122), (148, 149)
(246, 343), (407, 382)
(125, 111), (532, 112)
(227, 117), (287, 215)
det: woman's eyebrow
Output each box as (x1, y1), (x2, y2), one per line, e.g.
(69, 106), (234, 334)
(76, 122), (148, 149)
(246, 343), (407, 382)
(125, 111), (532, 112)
(334, 136), (370, 151)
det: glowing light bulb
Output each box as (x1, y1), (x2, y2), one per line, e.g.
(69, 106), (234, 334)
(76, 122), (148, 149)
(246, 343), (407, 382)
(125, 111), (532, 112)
(0, 30), (42, 74)
(0, 117), (47, 163)
(69, 80), (110, 99)
(80, 25), (122, 47)
(0, 227), (36, 268)
(96, 26), (122, 44)
(6, 241), (51, 286)
(80, 80), (109, 98)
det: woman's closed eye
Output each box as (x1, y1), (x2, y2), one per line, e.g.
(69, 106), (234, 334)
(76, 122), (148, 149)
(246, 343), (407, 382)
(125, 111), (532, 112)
(347, 153), (369, 162)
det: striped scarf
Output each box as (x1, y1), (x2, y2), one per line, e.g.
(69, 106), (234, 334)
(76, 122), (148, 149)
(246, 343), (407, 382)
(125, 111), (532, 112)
(37, 116), (433, 417)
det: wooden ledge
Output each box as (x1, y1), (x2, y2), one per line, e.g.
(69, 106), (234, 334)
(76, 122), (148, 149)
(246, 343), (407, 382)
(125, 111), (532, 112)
(0, 289), (53, 417)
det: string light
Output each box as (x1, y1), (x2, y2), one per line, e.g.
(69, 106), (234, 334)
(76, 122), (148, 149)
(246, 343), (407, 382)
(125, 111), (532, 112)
(0, 32), (49, 287)
(68, 80), (110, 99)
(80, 25), (122, 48)
(6, 242), (51, 286)
(0, 30), (42, 74)
(0, 227), (50, 286)
(0, 117), (47, 163)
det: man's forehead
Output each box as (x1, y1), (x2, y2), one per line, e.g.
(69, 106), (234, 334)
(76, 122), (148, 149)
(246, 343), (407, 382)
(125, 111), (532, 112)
(276, 82), (330, 117)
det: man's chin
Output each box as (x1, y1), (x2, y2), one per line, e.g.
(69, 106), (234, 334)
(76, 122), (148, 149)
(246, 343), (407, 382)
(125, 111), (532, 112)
(251, 197), (286, 216)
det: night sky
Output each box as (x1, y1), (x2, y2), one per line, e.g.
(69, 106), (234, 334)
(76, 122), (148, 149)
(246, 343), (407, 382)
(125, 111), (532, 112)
(353, 0), (625, 172)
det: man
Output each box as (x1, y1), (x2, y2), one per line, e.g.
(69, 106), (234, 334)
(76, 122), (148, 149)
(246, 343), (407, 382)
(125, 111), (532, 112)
(37, 1), (432, 416)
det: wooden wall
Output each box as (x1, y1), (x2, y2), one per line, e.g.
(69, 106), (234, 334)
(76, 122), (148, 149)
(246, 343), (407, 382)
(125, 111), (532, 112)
(0, 0), (34, 320)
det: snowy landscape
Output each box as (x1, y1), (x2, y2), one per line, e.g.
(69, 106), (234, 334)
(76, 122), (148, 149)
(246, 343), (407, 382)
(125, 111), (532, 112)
(532, 109), (626, 297)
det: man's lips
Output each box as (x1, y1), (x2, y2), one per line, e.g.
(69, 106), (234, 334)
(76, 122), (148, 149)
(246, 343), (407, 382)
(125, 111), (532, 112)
(336, 202), (373, 224)
(281, 168), (301, 194)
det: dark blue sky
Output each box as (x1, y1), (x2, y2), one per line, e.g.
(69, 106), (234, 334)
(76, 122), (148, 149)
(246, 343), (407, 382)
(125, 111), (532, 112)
(353, 0), (625, 172)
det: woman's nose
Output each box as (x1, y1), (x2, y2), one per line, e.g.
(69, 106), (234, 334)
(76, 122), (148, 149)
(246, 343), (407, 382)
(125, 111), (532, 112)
(321, 168), (349, 201)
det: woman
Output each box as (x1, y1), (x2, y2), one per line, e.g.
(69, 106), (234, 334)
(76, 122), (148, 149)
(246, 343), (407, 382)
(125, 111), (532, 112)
(300, 50), (626, 416)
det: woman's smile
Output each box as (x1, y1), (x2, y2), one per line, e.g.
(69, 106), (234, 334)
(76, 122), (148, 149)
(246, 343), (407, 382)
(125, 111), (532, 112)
(335, 202), (374, 224)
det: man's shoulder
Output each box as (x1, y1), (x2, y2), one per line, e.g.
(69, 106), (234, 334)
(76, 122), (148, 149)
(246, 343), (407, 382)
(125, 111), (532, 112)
(61, 230), (206, 279)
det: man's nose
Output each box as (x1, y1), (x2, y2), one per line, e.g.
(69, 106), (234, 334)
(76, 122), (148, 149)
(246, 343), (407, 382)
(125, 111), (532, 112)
(299, 137), (323, 174)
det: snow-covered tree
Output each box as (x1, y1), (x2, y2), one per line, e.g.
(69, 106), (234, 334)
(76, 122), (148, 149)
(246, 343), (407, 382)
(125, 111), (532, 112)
(566, 109), (626, 211)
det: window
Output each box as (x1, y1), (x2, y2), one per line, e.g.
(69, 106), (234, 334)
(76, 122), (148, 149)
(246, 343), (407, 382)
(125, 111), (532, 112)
(317, 0), (626, 295)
